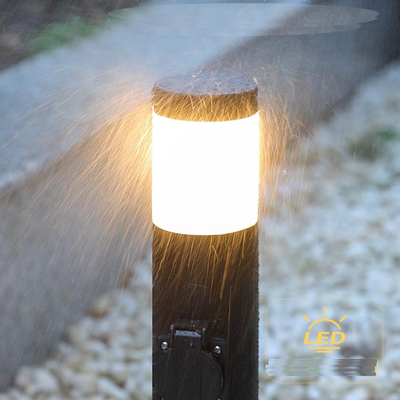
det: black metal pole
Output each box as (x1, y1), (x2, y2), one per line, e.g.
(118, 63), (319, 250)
(152, 74), (259, 400)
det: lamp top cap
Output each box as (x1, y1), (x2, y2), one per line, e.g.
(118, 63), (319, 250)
(152, 73), (258, 122)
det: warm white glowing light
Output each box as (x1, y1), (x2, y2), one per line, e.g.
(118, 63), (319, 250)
(152, 111), (259, 235)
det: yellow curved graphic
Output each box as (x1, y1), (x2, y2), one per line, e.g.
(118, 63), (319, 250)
(308, 318), (342, 330)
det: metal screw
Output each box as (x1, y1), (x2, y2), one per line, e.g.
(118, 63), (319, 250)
(161, 341), (169, 351)
(213, 345), (222, 355)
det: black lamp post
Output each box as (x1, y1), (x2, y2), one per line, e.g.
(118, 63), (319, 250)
(152, 73), (260, 400)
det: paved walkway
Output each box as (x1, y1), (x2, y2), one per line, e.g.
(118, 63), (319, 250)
(0, 3), (304, 195)
(0, 2), (382, 195)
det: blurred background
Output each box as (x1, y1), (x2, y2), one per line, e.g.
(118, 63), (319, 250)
(0, 0), (147, 70)
(0, 1), (399, 399)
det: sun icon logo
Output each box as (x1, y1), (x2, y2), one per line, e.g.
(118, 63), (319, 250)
(303, 307), (347, 354)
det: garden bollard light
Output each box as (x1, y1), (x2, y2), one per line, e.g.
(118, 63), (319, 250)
(152, 73), (260, 400)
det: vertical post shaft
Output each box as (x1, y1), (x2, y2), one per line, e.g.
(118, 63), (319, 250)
(153, 225), (259, 400)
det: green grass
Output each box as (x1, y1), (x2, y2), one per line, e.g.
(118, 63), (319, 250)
(349, 128), (399, 160)
(375, 129), (398, 141)
(29, 16), (101, 55)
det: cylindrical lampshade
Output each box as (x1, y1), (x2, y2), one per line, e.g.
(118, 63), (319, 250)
(151, 73), (259, 235)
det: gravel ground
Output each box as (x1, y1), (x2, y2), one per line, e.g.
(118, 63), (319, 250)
(1, 61), (400, 400)
(259, 60), (400, 400)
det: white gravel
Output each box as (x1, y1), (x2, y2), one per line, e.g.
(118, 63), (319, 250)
(259, 61), (400, 399)
(2, 61), (400, 400)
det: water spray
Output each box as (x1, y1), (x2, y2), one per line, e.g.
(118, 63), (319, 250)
(152, 73), (260, 400)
